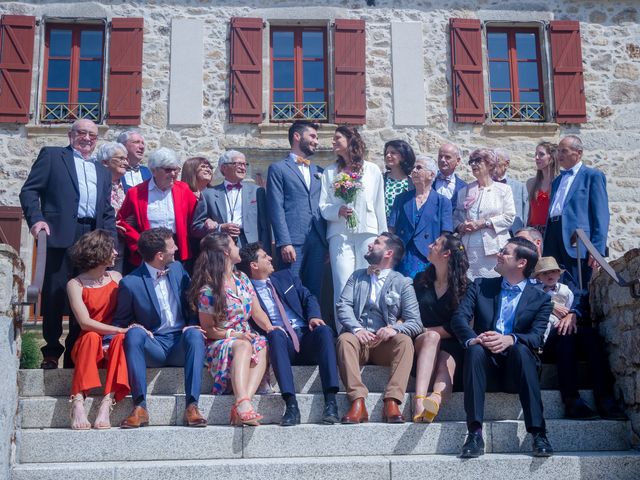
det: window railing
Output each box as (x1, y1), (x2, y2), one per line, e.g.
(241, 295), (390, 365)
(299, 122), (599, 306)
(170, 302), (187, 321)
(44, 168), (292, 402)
(271, 102), (328, 122)
(40, 103), (101, 123)
(490, 102), (545, 122)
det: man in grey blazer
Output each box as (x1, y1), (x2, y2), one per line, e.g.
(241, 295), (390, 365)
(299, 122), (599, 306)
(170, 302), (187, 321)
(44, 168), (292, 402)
(336, 232), (422, 424)
(494, 149), (529, 234)
(191, 150), (271, 253)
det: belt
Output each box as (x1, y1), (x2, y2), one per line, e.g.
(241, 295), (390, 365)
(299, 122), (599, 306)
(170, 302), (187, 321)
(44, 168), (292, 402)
(548, 216), (561, 223)
(76, 217), (96, 225)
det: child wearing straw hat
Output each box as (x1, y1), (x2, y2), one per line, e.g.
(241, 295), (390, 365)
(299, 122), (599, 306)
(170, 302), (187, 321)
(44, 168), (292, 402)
(533, 256), (574, 343)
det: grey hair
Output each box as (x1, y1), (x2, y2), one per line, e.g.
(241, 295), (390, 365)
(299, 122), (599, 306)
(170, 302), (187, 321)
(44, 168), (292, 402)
(563, 135), (583, 153)
(148, 147), (180, 170)
(439, 142), (461, 160)
(515, 226), (543, 244)
(96, 142), (127, 163)
(493, 148), (510, 163)
(69, 119), (97, 133)
(415, 155), (438, 174)
(116, 129), (143, 145)
(218, 149), (245, 166)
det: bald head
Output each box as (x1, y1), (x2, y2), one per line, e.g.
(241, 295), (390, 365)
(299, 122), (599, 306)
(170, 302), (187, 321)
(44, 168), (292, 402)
(437, 143), (461, 177)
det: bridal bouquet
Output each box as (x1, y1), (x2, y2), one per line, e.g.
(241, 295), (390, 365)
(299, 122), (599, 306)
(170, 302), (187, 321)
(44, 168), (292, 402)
(333, 171), (363, 230)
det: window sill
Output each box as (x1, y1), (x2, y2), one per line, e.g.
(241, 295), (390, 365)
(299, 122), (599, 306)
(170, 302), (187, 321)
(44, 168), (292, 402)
(482, 121), (560, 135)
(258, 121), (338, 140)
(25, 123), (110, 138)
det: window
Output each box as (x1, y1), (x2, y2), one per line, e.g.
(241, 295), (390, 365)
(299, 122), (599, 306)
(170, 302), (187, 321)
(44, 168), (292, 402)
(270, 27), (327, 122)
(42, 23), (105, 123)
(487, 28), (544, 121)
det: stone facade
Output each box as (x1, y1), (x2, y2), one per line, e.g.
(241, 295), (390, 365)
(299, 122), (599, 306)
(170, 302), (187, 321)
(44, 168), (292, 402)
(0, 0), (638, 262)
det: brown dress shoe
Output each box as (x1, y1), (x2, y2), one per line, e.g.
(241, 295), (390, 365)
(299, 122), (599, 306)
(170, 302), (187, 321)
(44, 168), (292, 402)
(341, 398), (369, 424)
(120, 406), (149, 429)
(382, 398), (405, 423)
(184, 403), (207, 427)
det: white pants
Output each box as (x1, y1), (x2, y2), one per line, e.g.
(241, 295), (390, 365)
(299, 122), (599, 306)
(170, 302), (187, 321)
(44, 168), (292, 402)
(329, 233), (377, 306)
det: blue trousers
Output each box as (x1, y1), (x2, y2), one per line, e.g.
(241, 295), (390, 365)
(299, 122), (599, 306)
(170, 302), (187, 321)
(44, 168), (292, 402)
(277, 229), (327, 301)
(124, 327), (205, 407)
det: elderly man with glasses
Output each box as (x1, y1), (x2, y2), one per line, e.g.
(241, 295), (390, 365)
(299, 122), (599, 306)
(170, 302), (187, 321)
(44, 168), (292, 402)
(20, 119), (115, 369)
(191, 149), (271, 253)
(117, 147), (198, 267)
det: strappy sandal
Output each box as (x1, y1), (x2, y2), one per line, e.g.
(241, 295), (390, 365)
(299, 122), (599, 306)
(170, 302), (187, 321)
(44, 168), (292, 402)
(413, 395), (427, 423)
(230, 397), (263, 426)
(93, 396), (115, 430)
(421, 392), (442, 423)
(69, 394), (91, 430)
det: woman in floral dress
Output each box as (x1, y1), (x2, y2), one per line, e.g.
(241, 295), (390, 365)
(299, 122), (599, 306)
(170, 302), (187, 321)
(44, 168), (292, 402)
(189, 232), (276, 426)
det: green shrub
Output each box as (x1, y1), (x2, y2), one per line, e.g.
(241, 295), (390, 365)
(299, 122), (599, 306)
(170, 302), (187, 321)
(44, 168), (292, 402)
(20, 332), (42, 369)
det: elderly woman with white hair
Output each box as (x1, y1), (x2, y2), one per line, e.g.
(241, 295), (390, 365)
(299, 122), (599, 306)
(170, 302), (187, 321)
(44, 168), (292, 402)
(117, 147), (198, 266)
(388, 155), (453, 278)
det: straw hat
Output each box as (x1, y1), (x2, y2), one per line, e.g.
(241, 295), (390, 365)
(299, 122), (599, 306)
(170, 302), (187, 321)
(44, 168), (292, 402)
(533, 256), (564, 277)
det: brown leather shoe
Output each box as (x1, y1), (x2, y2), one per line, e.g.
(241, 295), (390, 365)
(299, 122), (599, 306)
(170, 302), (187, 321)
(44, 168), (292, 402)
(382, 398), (405, 423)
(184, 402), (207, 427)
(341, 398), (369, 424)
(120, 406), (149, 429)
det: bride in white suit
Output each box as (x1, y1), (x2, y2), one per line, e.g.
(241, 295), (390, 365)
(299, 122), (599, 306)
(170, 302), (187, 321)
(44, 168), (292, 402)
(320, 126), (387, 308)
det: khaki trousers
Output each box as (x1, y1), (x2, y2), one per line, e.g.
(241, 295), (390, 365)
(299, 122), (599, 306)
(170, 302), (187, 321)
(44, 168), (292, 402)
(336, 332), (414, 403)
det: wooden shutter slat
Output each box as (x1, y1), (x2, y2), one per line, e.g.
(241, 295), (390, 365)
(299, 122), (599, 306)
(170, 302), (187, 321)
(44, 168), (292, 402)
(333, 19), (366, 124)
(449, 18), (485, 123)
(229, 17), (263, 124)
(107, 17), (143, 125)
(0, 15), (35, 123)
(550, 20), (586, 123)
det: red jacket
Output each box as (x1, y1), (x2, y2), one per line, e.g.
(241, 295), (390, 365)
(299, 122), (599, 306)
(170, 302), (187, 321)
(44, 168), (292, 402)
(117, 179), (197, 265)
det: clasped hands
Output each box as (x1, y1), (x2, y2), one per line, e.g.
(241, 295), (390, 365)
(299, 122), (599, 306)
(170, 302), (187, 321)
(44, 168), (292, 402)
(458, 219), (488, 234)
(468, 330), (514, 354)
(355, 326), (397, 346)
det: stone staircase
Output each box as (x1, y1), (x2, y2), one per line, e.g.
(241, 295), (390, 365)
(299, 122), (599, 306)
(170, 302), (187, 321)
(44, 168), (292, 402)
(12, 366), (640, 479)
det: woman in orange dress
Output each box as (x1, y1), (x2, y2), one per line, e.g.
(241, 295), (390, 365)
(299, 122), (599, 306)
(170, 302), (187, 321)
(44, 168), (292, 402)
(67, 229), (130, 430)
(526, 141), (559, 235)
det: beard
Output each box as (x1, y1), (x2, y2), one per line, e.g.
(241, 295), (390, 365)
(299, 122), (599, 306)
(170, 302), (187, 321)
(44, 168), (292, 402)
(299, 136), (316, 157)
(364, 249), (383, 266)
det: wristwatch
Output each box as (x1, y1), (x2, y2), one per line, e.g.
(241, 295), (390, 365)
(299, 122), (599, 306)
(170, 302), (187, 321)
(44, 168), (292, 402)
(484, 219), (491, 228)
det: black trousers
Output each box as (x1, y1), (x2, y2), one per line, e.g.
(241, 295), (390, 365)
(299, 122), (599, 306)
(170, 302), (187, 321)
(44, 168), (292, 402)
(463, 343), (545, 433)
(543, 218), (592, 289)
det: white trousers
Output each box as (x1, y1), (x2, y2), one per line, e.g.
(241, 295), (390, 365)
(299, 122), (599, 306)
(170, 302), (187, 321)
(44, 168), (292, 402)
(329, 233), (377, 306)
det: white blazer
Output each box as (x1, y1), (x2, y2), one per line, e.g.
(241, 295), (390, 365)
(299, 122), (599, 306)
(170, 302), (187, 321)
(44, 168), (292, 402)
(319, 161), (388, 239)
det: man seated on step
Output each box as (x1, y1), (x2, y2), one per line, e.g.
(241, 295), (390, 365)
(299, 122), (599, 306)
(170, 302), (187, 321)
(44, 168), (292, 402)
(112, 227), (207, 428)
(237, 242), (340, 426)
(451, 237), (553, 458)
(336, 232), (422, 424)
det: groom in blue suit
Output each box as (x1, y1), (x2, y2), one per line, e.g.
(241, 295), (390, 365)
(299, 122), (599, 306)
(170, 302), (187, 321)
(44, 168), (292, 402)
(113, 227), (206, 428)
(267, 120), (327, 299)
(543, 135), (609, 288)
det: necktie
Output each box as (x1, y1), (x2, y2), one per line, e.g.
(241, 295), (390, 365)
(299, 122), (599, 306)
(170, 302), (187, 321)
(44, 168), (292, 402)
(266, 279), (300, 352)
(560, 169), (574, 176)
(367, 265), (381, 276)
(226, 182), (242, 191)
(156, 269), (169, 279)
(296, 156), (310, 167)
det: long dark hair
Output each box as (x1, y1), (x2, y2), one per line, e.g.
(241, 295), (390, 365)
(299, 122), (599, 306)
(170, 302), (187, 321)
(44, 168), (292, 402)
(188, 232), (232, 326)
(529, 141), (559, 202)
(414, 233), (469, 310)
(335, 125), (365, 172)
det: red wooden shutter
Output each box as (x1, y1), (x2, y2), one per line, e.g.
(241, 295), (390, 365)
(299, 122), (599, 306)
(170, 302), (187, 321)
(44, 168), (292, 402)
(107, 18), (143, 125)
(229, 17), (263, 124)
(449, 18), (485, 123)
(333, 19), (366, 125)
(0, 15), (35, 123)
(550, 21), (586, 124)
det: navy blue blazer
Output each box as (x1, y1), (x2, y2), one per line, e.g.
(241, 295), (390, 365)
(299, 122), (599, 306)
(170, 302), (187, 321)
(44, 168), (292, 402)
(388, 189), (453, 257)
(266, 155), (327, 248)
(544, 165), (609, 258)
(112, 261), (197, 332)
(451, 277), (552, 351)
(432, 174), (467, 211)
(19, 145), (115, 248)
(121, 165), (152, 192)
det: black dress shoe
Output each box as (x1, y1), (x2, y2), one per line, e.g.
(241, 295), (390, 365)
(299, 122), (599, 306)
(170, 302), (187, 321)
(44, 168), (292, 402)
(280, 403), (301, 427)
(596, 398), (628, 421)
(322, 400), (339, 424)
(460, 432), (484, 458)
(564, 398), (599, 420)
(532, 432), (554, 457)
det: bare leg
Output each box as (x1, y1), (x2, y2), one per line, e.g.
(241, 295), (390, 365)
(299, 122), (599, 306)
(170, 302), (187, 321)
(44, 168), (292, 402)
(93, 392), (115, 429)
(246, 347), (268, 398)
(229, 340), (259, 416)
(413, 330), (441, 417)
(432, 350), (456, 402)
(70, 393), (91, 430)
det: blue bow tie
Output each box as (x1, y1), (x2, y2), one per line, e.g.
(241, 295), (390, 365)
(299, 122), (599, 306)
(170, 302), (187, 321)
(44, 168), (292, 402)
(560, 169), (574, 176)
(501, 280), (521, 293)
(437, 173), (452, 182)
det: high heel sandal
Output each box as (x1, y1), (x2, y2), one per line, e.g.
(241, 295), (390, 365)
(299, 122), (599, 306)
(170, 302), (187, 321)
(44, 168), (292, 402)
(230, 397), (263, 426)
(69, 394), (91, 430)
(413, 395), (427, 423)
(420, 392), (442, 423)
(93, 396), (116, 430)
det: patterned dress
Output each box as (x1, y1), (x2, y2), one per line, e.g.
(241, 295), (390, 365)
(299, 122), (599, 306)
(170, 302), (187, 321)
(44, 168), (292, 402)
(384, 176), (409, 219)
(198, 271), (267, 394)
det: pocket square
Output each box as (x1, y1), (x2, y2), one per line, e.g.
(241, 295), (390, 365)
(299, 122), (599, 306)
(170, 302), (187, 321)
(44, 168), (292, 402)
(384, 290), (401, 306)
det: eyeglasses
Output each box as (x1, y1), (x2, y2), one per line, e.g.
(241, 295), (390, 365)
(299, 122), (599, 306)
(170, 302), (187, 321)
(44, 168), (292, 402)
(468, 157), (483, 165)
(226, 161), (249, 168)
(412, 165), (425, 171)
(111, 155), (128, 164)
(161, 167), (181, 174)
(497, 247), (513, 256)
(198, 163), (213, 170)
(72, 129), (98, 140)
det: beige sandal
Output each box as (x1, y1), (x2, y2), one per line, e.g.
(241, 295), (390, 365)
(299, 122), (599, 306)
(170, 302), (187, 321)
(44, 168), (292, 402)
(93, 395), (115, 430)
(70, 394), (91, 430)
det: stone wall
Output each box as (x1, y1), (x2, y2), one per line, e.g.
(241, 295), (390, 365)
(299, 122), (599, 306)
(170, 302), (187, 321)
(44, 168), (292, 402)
(0, 0), (639, 261)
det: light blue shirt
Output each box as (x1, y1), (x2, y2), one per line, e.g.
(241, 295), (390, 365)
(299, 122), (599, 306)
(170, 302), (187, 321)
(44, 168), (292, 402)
(495, 278), (529, 336)
(253, 278), (304, 329)
(73, 148), (97, 219)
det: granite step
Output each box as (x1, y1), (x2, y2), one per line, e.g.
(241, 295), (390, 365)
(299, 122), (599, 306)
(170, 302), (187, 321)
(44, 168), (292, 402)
(17, 420), (631, 463)
(17, 363), (589, 397)
(12, 452), (640, 480)
(19, 390), (598, 428)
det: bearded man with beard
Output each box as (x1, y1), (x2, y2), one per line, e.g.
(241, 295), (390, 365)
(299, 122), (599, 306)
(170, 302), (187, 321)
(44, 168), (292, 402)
(267, 120), (328, 300)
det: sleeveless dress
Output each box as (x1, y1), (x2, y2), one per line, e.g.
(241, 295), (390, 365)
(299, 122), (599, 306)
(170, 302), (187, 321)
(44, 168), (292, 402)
(528, 189), (550, 235)
(70, 278), (130, 401)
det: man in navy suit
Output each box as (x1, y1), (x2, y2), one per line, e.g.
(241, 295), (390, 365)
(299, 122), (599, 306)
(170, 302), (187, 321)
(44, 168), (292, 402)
(267, 120), (327, 299)
(451, 237), (553, 458)
(544, 135), (609, 289)
(112, 228), (207, 429)
(117, 130), (151, 191)
(433, 143), (467, 211)
(238, 242), (340, 426)
(19, 119), (115, 369)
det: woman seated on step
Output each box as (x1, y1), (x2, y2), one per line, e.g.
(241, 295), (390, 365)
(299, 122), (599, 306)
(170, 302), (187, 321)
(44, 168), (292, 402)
(188, 232), (275, 426)
(67, 229), (130, 430)
(412, 233), (469, 422)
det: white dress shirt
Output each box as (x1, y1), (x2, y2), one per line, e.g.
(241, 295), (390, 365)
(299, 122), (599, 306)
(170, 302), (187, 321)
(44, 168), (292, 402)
(123, 169), (144, 187)
(147, 178), (176, 232)
(289, 152), (310, 188)
(369, 268), (391, 304)
(145, 263), (183, 334)
(434, 171), (456, 200)
(223, 180), (243, 227)
(549, 162), (583, 217)
(73, 148), (97, 219)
